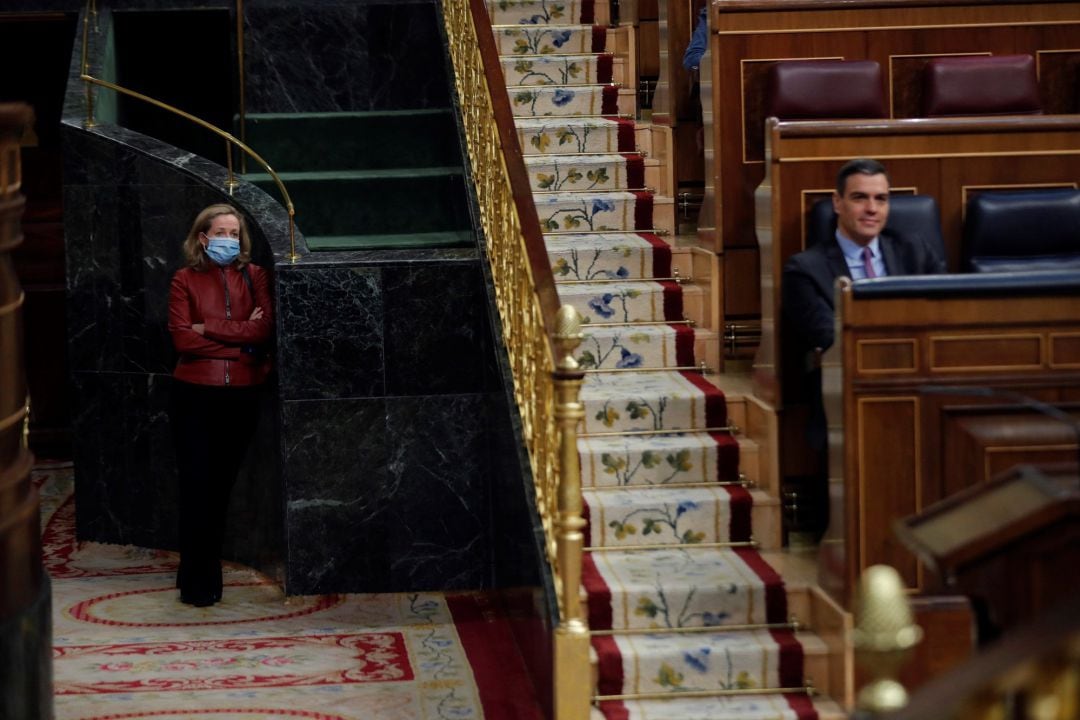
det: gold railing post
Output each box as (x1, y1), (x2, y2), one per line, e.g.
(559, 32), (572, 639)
(854, 564), (923, 715)
(552, 305), (590, 719)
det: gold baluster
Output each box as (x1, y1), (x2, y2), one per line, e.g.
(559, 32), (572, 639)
(552, 305), (589, 719)
(853, 564), (923, 714)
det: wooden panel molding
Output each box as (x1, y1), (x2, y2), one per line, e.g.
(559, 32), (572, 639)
(857, 338), (918, 374)
(929, 334), (1043, 373)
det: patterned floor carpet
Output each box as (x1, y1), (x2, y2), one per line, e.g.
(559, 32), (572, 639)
(37, 463), (543, 720)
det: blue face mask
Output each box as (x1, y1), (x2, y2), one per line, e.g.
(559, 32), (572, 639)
(204, 236), (240, 266)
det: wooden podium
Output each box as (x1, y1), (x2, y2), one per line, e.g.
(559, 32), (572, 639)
(896, 463), (1080, 642)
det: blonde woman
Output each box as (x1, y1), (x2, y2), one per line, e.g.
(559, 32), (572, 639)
(167, 204), (272, 607)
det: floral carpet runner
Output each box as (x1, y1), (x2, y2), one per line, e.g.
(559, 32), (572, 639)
(487, 1), (819, 717)
(38, 464), (541, 720)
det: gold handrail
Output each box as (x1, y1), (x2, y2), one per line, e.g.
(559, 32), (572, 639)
(442, 0), (590, 717)
(78, 1), (297, 261)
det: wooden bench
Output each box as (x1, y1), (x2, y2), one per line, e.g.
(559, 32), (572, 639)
(818, 273), (1080, 603)
(699, 0), (1080, 328)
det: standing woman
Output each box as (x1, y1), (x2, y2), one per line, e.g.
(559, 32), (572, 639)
(168, 204), (273, 607)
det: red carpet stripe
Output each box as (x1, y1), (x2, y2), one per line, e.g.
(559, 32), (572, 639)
(679, 371), (727, 426)
(597, 54), (614, 84)
(615, 118), (636, 151)
(601, 85), (619, 115)
(770, 629), (806, 688)
(591, 634), (625, 696)
(582, 551), (613, 630)
(786, 692), (822, 719)
(734, 548), (788, 623)
(660, 280), (683, 322)
(591, 25), (607, 53)
(725, 483), (753, 542)
(638, 232), (670, 276)
(674, 323), (696, 366)
(623, 154), (645, 189)
(446, 593), (545, 720)
(581, 0), (595, 24)
(596, 700), (629, 719)
(710, 430), (741, 482)
(632, 191), (653, 230)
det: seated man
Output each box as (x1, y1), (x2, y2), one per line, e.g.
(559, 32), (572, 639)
(781, 158), (945, 540)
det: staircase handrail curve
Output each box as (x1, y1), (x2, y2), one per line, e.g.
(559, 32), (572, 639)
(78, 0), (299, 262)
(443, 0), (589, 641)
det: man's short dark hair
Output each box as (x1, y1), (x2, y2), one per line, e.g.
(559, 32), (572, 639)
(835, 158), (889, 195)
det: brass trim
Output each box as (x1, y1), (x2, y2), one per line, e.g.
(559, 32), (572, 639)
(590, 620), (800, 636)
(546, 228), (667, 235)
(929, 333), (1045, 373)
(0, 405), (28, 433)
(556, 276), (689, 284)
(586, 540), (757, 551)
(583, 480), (752, 491)
(584, 364), (713, 374)
(582, 425), (739, 438)
(585, 319), (695, 327)
(531, 187), (651, 194)
(596, 686), (815, 701)
(0, 290), (26, 316)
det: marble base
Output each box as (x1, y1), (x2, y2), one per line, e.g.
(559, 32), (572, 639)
(0, 576), (54, 720)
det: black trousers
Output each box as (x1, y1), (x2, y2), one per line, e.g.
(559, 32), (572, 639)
(170, 380), (261, 600)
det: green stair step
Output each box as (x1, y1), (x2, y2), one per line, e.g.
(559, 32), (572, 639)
(244, 169), (470, 237)
(305, 231), (474, 251)
(242, 110), (462, 172)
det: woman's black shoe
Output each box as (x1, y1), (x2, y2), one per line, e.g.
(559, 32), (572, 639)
(180, 591), (217, 608)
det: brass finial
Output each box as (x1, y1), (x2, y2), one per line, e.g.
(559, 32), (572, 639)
(553, 305), (584, 372)
(853, 564), (923, 714)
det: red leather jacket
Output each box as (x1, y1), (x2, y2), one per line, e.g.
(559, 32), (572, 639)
(168, 263), (273, 387)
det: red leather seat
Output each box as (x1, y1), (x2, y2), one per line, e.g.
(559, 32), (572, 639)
(766, 60), (887, 119)
(924, 54), (1042, 117)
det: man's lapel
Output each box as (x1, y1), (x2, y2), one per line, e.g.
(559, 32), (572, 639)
(823, 239), (850, 281)
(879, 231), (902, 275)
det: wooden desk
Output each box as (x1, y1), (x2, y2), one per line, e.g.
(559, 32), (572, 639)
(754, 115), (1080, 405)
(819, 276), (1080, 605)
(701, 0), (1080, 326)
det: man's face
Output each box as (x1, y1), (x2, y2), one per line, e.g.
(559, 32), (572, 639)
(833, 172), (889, 246)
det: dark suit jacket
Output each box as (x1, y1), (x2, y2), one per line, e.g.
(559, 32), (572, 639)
(781, 229), (945, 449)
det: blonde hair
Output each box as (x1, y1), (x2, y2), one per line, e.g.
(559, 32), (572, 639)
(182, 204), (252, 270)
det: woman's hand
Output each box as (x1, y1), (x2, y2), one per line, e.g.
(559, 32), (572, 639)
(192, 323), (205, 335)
(249, 307), (264, 321)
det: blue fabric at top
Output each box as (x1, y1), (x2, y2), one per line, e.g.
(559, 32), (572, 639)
(682, 6), (708, 71)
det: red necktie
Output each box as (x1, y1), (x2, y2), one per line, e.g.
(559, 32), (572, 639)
(862, 246), (877, 279)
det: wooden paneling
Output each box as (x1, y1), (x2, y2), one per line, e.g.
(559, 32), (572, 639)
(700, 0), (1080, 324)
(821, 283), (1080, 604)
(754, 116), (1080, 404)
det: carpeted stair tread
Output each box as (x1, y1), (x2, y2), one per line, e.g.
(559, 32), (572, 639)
(516, 117), (637, 154)
(583, 546), (787, 630)
(493, 24), (607, 55)
(536, 190), (653, 233)
(583, 484), (752, 546)
(509, 83), (619, 116)
(559, 280), (681, 323)
(581, 371), (727, 434)
(243, 109), (461, 172)
(525, 154), (644, 192)
(487, 0), (596, 25)
(579, 433), (741, 486)
(548, 232), (671, 281)
(591, 628), (805, 697)
(573, 322), (693, 369)
(501, 54), (614, 85)
(304, 231), (474, 251)
(592, 693), (823, 719)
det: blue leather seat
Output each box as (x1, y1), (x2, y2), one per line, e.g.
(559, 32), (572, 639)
(806, 194), (946, 267)
(963, 189), (1080, 272)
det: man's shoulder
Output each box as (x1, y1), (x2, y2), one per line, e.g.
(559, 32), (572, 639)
(784, 240), (834, 272)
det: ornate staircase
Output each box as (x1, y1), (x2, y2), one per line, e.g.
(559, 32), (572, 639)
(485, 1), (847, 716)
